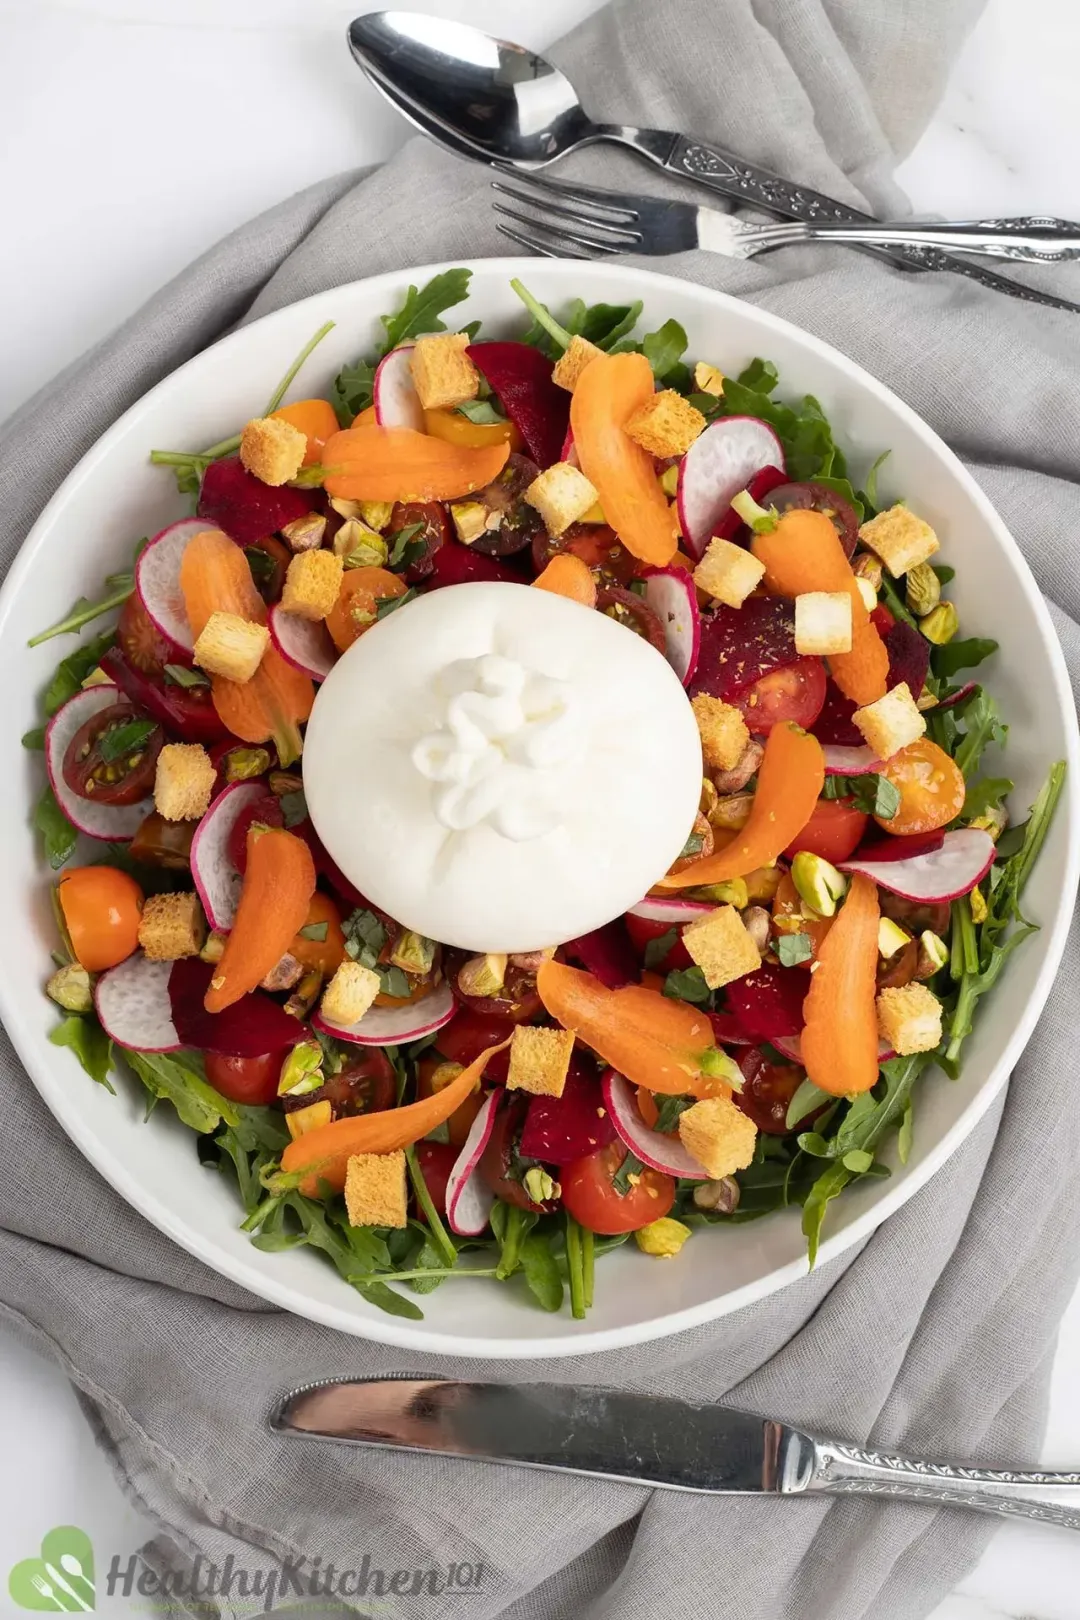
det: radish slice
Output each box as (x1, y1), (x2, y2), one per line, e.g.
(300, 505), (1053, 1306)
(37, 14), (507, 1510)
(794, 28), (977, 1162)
(838, 827), (995, 901)
(313, 982), (456, 1047)
(677, 417), (786, 559)
(772, 1033), (896, 1064)
(445, 1089), (501, 1236)
(373, 345), (424, 432)
(268, 605), (337, 681)
(189, 781), (266, 932)
(95, 955), (181, 1052)
(45, 684), (154, 841)
(640, 566), (701, 686)
(134, 518), (211, 655)
(626, 897), (714, 924)
(602, 1070), (710, 1179)
(822, 744), (883, 776)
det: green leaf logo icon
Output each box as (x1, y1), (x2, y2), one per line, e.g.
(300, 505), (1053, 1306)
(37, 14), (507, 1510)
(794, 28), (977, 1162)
(8, 1526), (95, 1611)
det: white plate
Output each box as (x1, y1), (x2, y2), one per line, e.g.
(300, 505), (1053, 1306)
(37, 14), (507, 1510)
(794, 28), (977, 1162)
(2, 260), (1077, 1357)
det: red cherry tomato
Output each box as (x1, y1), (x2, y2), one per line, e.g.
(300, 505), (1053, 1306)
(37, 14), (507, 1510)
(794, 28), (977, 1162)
(387, 500), (453, 583)
(62, 701), (163, 807)
(784, 797), (868, 863)
(624, 912), (693, 972)
(870, 603), (895, 638)
(560, 1141), (675, 1234)
(414, 1141), (458, 1220)
(204, 1051), (282, 1106)
(437, 1008), (515, 1083)
(532, 523), (639, 587)
(595, 585), (666, 654)
(321, 1052), (397, 1116)
(117, 594), (174, 678)
(730, 655), (826, 736)
(735, 1048), (816, 1136)
(478, 1097), (551, 1212)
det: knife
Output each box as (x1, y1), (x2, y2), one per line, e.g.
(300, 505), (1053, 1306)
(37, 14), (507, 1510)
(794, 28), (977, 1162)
(274, 1377), (1080, 1529)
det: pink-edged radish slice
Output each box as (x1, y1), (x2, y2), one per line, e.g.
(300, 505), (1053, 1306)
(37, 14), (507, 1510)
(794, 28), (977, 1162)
(134, 518), (212, 655)
(602, 1070), (710, 1179)
(45, 684), (154, 841)
(640, 566), (701, 686)
(95, 954), (181, 1052)
(838, 827), (995, 901)
(626, 896), (714, 924)
(445, 1089), (502, 1236)
(313, 982), (456, 1047)
(822, 744), (883, 776)
(373, 345), (424, 432)
(190, 780), (267, 932)
(268, 605), (336, 681)
(677, 417), (786, 560)
(772, 1033), (896, 1065)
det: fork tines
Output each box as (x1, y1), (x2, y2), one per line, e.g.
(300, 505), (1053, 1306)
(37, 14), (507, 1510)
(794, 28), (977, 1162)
(491, 171), (643, 259)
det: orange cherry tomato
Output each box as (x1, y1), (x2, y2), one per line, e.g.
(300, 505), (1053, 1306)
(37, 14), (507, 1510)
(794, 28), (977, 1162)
(878, 739), (966, 834)
(784, 798), (868, 863)
(771, 872), (833, 966)
(272, 399), (340, 466)
(288, 891), (345, 975)
(57, 866), (143, 972)
(423, 407), (522, 452)
(325, 567), (408, 653)
(417, 1055), (484, 1147)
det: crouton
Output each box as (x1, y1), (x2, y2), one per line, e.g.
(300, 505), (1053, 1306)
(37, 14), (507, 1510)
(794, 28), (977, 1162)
(552, 335), (603, 392)
(694, 361), (724, 397)
(858, 504), (940, 577)
(876, 983), (943, 1055)
(409, 333), (479, 411)
(678, 1095), (757, 1179)
(280, 512), (327, 553)
(681, 904), (761, 990)
(240, 416), (306, 486)
(691, 695), (750, 773)
(795, 591), (853, 657)
(853, 682), (926, 761)
(693, 536), (766, 608)
(524, 462), (600, 537)
(154, 743), (215, 822)
(624, 390), (706, 458)
(285, 1099), (333, 1142)
(344, 1149), (407, 1229)
(320, 961), (381, 1027)
(635, 1217), (692, 1257)
(193, 612), (269, 684)
(280, 549), (344, 622)
(506, 1024), (575, 1098)
(137, 892), (206, 961)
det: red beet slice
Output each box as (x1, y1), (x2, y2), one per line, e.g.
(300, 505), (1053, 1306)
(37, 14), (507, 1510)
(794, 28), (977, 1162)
(519, 1060), (615, 1165)
(564, 919), (640, 989)
(99, 647), (229, 746)
(468, 342), (570, 470)
(425, 538), (529, 589)
(725, 963), (807, 1041)
(197, 457), (314, 546)
(714, 464), (788, 541)
(168, 957), (303, 1058)
(850, 829), (946, 863)
(291, 818), (369, 909)
(690, 596), (799, 702)
(883, 619), (930, 699)
(811, 678), (861, 747)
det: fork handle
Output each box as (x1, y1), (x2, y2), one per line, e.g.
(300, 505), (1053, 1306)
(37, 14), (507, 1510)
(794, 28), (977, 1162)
(764, 216), (1080, 262)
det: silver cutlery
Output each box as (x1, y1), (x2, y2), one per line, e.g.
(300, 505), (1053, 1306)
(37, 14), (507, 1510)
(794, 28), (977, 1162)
(275, 1377), (1080, 1530)
(347, 11), (1080, 315)
(492, 171), (1080, 265)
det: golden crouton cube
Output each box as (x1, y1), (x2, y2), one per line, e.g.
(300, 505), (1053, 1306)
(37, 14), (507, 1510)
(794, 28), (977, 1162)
(625, 390), (706, 458)
(691, 695), (750, 773)
(877, 983), (943, 1055)
(853, 682), (926, 761)
(693, 536), (766, 608)
(858, 504), (940, 577)
(635, 1217), (692, 1257)
(239, 416), (307, 487)
(681, 905), (761, 990)
(137, 892), (206, 962)
(285, 1099), (333, 1142)
(344, 1150), (408, 1229)
(506, 1025), (576, 1098)
(320, 961), (381, 1027)
(280, 549), (344, 622)
(524, 461), (600, 537)
(154, 743), (215, 822)
(694, 361), (724, 397)
(409, 333), (480, 411)
(795, 591), (853, 656)
(552, 334), (603, 392)
(678, 1095), (757, 1179)
(193, 612), (269, 684)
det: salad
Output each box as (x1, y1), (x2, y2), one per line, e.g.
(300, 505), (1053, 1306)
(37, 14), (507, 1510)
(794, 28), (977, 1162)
(25, 268), (1065, 1322)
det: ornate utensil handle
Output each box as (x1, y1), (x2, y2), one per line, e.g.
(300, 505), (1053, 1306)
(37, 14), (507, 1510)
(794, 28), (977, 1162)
(752, 216), (1080, 262)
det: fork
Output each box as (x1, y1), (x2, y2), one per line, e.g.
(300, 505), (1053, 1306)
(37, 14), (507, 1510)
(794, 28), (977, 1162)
(492, 172), (1080, 265)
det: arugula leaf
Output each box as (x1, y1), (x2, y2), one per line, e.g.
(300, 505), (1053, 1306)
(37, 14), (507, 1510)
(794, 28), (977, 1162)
(405, 1146), (458, 1268)
(641, 319), (688, 381)
(42, 629), (117, 715)
(952, 688), (1007, 780)
(492, 1201), (539, 1280)
(331, 358), (376, 427)
(22, 726), (46, 750)
(932, 636), (998, 681)
(932, 564), (956, 586)
(264, 320), (335, 416)
(34, 786), (76, 870)
(961, 776), (1013, 822)
(785, 1077), (830, 1129)
(643, 927), (678, 970)
(801, 1162), (852, 1267)
(859, 450), (891, 516)
(897, 1095), (914, 1164)
(163, 663), (210, 689)
(28, 587), (133, 648)
(379, 268), (472, 354)
(48, 1016), (115, 1091)
(578, 301), (643, 350)
(126, 1050), (239, 1134)
(520, 1234), (564, 1312)
(612, 1150), (647, 1195)
(662, 965), (711, 1004)
(97, 718), (156, 763)
(718, 377), (848, 484)
(776, 934), (813, 968)
(736, 358), (779, 393)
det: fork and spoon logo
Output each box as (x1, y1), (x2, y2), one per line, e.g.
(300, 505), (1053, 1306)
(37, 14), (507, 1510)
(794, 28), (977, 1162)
(8, 1526), (95, 1612)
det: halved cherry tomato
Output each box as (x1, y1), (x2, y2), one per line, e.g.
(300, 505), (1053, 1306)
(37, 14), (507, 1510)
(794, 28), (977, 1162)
(62, 701), (163, 808)
(386, 500), (452, 583)
(784, 798), (868, 863)
(731, 656), (826, 736)
(771, 872), (833, 966)
(57, 866), (143, 972)
(413, 1140), (459, 1218)
(227, 793), (284, 875)
(560, 1140), (675, 1234)
(423, 406), (522, 452)
(325, 567), (408, 653)
(449, 957), (542, 1023)
(879, 738), (966, 834)
(532, 522), (639, 587)
(117, 594), (173, 678)
(457, 454), (544, 557)
(436, 1008), (515, 1083)
(595, 585), (666, 653)
(735, 1047), (813, 1135)
(624, 913), (693, 972)
(289, 891), (345, 975)
(129, 811), (195, 870)
(320, 1052), (396, 1115)
(205, 1051), (282, 1106)
(271, 398), (340, 466)
(478, 1096), (551, 1212)
(870, 604), (895, 638)
(243, 536), (290, 604)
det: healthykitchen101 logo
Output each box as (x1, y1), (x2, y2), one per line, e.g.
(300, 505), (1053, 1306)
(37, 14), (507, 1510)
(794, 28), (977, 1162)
(8, 1526), (96, 1611)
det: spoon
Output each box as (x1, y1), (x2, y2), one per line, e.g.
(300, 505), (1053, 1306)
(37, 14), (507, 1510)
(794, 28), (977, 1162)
(347, 11), (1080, 315)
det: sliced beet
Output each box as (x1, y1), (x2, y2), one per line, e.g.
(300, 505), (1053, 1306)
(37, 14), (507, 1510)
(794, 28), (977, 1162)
(167, 957), (302, 1058)
(725, 963), (807, 1041)
(850, 829), (946, 863)
(690, 596), (799, 702)
(425, 538), (529, 589)
(519, 1060), (615, 1165)
(811, 677), (862, 746)
(709, 1009), (756, 1046)
(468, 342), (570, 470)
(884, 619), (931, 699)
(765, 482), (859, 557)
(715, 464), (788, 541)
(197, 457), (314, 546)
(99, 646), (229, 746)
(564, 919), (639, 990)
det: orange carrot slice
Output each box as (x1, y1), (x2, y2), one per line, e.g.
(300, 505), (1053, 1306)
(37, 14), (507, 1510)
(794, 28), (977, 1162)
(800, 872), (881, 1095)
(532, 552), (598, 606)
(322, 424), (509, 502)
(204, 827), (316, 1013)
(281, 1037), (512, 1197)
(570, 353), (678, 567)
(272, 398), (340, 466)
(751, 509), (889, 706)
(659, 722), (825, 888)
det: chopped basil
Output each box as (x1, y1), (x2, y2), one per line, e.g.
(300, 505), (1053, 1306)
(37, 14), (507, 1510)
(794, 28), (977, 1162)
(652, 1094), (696, 1133)
(376, 588), (417, 621)
(342, 908), (388, 971)
(822, 773), (901, 819)
(679, 830), (705, 860)
(776, 933), (813, 967)
(298, 921), (329, 943)
(164, 663), (210, 689)
(643, 927), (678, 970)
(97, 718), (156, 763)
(662, 965), (711, 1004)
(455, 398), (507, 425)
(378, 965), (412, 1000)
(612, 1149), (647, 1196)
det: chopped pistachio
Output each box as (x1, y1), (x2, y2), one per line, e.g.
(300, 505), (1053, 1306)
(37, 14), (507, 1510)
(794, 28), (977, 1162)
(328, 496), (364, 521)
(855, 575), (878, 612)
(710, 792), (754, 831)
(277, 1041), (324, 1098)
(200, 930), (226, 964)
(905, 560), (941, 617)
(699, 1048), (743, 1089)
(80, 665), (113, 690)
(916, 685), (940, 712)
(694, 361), (724, 396)
(333, 517), (388, 567)
(285, 1099), (333, 1141)
(692, 878), (749, 909)
(268, 770), (304, 797)
(635, 1216), (692, 1257)
(428, 1060), (466, 1094)
(45, 963), (93, 1013)
(457, 952), (508, 998)
(693, 1177), (740, 1213)
(390, 930), (436, 976)
(358, 500), (394, 531)
(658, 464), (680, 497)
(878, 917), (912, 959)
(741, 905), (771, 954)
(523, 1166), (560, 1204)
(285, 969), (323, 1019)
(970, 802), (1008, 841)
(852, 552), (883, 591)
(449, 501), (488, 545)
(280, 512), (327, 552)
(916, 929), (949, 978)
(699, 776), (718, 819)
(791, 851), (848, 918)
(919, 601), (959, 645)
(222, 746), (272, 782)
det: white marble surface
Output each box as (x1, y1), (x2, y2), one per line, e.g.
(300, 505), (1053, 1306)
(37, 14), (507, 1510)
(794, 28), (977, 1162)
(2, 1), (1079, 1615)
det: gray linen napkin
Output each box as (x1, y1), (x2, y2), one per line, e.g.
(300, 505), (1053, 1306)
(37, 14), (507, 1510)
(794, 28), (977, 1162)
(3, 2), (1080, 1616)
